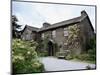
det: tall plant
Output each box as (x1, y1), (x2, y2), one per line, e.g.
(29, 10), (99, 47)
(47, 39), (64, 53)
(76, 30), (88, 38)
(67, 24), (80, 49)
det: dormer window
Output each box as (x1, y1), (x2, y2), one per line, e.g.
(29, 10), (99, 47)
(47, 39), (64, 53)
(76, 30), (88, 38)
(64, 28), (68, 36)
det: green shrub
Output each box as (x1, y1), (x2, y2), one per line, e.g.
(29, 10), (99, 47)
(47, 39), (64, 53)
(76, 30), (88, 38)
(88, 49), (96, 61)
(74, 54), (90, 61)
(73, 36), (96, 63)
(65, 54), (73, 60)
(86, 36), (96, 61)
(38, 51), (48, 57)
(74, 53), (96, 63)
(12, 39), (44, 74)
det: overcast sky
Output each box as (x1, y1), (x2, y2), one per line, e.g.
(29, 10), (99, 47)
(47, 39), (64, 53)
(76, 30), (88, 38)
(12, 1), (96, 30)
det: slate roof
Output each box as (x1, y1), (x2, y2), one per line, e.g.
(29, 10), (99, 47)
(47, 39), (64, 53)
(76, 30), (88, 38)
(38, 16), (83, 32)
(25, 25), (39, 32)
(38, 10), (88, 32)
(21, 25), (39, 34)
(22, 10), (94, 32)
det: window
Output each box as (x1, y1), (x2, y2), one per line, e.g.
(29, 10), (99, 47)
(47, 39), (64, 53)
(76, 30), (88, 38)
(52, 30), (56, 38)
(22, 36), (25, 40)
(26, 34), (30, 40)
(41, 33), (44, 39)
(64, 28), (68, 36)
(64, 42), (67, 45)
(63, 42), (68, 50)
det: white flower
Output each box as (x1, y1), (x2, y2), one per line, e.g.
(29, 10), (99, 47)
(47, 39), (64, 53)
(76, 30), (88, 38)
(27, 51), (31, 54)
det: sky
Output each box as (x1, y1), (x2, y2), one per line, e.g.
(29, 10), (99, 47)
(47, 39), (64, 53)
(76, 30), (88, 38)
(12, 1), (96, 30)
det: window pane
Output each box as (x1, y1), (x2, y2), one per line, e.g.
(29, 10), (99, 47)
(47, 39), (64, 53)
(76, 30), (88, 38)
(64, 28), (68, 36)
(64, 31), (68, 36)
(64, 27), (67, 30)
(42, 33), (44, 39)
(52, 30), (56, 38)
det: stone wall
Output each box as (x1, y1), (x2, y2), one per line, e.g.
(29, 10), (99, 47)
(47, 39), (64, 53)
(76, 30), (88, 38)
(79, 16), (94, 52)
(21, 28), (37, 41)
(40, 23), (82, 55)
(29, 16), (94, 55)
(62, 24), (82, 54)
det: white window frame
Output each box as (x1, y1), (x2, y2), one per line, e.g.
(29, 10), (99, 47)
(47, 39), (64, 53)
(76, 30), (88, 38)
(64, 42), (67, 45)
(52, 30), (56, 38)
(64, 28), (68, 36)
(41, 33), (44, 39)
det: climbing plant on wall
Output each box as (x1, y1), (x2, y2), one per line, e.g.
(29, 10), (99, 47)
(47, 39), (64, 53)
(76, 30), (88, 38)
(66, 24), (80, 50)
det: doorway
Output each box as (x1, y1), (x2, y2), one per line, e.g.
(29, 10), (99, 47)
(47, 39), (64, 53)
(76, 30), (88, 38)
(48, 41), (54, 56)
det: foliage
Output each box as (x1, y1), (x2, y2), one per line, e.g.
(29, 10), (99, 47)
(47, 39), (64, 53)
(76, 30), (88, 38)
(87, 35), (96, 50)
(64, 24), (96, 63)
(73, 35), (96, 63)
(38, 35), (50, 56)
(73, 53), (96, 64)
(12, 15), (22, 38)
(42, 34), (50, 50)
(65, 54), (73, 60)
(66, 24), (80, 50)
(37, 51), (48, 57)
(12, 39), (44, 74)
(36, 35), (49, 57)
(87, 36), (96, 61)
(74, 54), (90, 61)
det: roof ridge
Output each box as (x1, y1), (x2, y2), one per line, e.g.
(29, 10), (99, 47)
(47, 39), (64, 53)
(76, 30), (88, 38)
(26, 25), (39, 29)
(38, 10), (89, 32)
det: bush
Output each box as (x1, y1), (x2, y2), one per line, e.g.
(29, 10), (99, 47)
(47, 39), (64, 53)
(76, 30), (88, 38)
(12, 39), (44, 74)
(38, 51), (48, 57)
(65, 54), (73, 60)
(73, 36), (96, 63)
(73, 53), (96, 63)
(74, 54), (90, 61)
(87, 36), (96, 61)
(88, 49), (96, 61)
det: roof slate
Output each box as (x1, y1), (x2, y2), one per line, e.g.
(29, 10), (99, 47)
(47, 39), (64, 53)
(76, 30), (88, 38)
(26, 25), (39, 32)
(38, 11), (88, 32)
(23, 10), (91, 32)
(38, 16), (83, 32)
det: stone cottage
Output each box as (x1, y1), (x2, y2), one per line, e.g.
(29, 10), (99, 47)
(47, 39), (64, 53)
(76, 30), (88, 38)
(21, 25), (39, 41)
(21, 10), (95, 56)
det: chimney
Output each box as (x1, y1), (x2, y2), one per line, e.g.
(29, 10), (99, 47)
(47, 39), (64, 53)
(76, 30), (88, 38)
(81, 10), (88, 16)
(43, 22), (51, 28)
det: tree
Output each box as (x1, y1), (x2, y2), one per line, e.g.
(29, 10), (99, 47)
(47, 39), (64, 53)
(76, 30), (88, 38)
(12, 15), (21, 38)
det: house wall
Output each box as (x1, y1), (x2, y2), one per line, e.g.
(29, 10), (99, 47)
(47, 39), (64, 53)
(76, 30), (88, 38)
(21, 17), (94, 55)
(63, 24), (82, 54)
(53, 27), (64, 47)
(40, 23), (82, 55)
(40, 27), (64, 51)
(21, 28), (37, 41)
(79, 16), (94, 52)
(20, 11), (94, 55)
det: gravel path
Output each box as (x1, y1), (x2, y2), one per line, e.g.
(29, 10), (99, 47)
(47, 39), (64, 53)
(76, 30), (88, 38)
(39, 57), (96, 72)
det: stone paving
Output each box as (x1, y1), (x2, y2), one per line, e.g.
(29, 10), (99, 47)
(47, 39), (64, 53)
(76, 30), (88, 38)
(39, 57), (96, 72)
